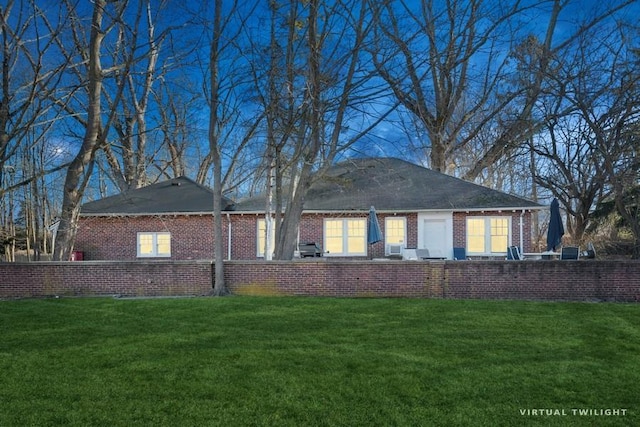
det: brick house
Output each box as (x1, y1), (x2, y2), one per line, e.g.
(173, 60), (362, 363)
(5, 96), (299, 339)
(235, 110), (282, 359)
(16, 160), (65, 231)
(74, 157), (543, 261)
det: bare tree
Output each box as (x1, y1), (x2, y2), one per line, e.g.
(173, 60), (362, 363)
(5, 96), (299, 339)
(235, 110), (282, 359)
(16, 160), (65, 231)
(531, 116), (606, 243)
(1, 0), (65, 179)
(586, 52), (640, 256)
(1, 0), (73, 259)
(53, 0), (128, 261)
(248, 0), (392, 260)
(371, 0), (636, 179)
(99, 0), (185, 191)
(200, 0), (263, 293)
(531, 15), (640, 248)
(208, 0), (228, 295)
(152, 78), (199, 179)
(100, 0), (159, 190)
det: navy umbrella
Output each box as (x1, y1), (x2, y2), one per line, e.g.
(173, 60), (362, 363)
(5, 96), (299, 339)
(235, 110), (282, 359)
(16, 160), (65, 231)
(367, 206), (383, 245)
(546, 198), (564, 251)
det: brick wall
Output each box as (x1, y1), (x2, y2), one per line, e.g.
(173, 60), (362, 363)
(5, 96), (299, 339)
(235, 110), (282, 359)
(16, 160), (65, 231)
(0, 261), (212, 299)
(5, 259), (637, 302)
(295, 212), (419, 259)
(224, 259), (442, 298)
(224, 260), (640, 302)
(76, 215), (220, 260)
(75, 212), (422, 261)
(444, 260), (640, 301)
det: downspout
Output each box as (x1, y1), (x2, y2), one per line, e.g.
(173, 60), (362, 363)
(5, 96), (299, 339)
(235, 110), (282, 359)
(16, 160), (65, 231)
(519, 210), (525, 252)
(226, 213), (232, 260)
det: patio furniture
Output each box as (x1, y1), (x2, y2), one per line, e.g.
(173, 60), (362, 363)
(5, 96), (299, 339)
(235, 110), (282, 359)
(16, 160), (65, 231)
(522, 251), (560, 260)
(416, 248), (447, 260)
(560, 246), (580, 260)
(299, 242), (322, 258)
(402, 248), (445, 260)
(453, 247), (467, 260)
(416, 249), (430, 259)
(582, 242), (596, 259)
(402, 248), (418, 260)
(507, 246), (523, 260)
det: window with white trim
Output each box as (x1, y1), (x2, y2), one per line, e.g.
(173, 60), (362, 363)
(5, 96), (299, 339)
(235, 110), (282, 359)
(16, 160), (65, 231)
(466, 217), (510, 255)
(385, 217), (406, 255)
(257, 218), (276, 258)
(324, 218), (366, 256)
(137, 232), (171, 257)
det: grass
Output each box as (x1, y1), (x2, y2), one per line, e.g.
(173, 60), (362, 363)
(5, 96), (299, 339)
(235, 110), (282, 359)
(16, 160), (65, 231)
(1, 297), (639, 426)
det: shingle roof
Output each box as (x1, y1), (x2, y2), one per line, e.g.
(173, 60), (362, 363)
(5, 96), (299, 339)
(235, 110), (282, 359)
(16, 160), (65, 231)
(232, 157), (542, 212)
(80, 158), (542, 215)
(80, 176), (233, 215)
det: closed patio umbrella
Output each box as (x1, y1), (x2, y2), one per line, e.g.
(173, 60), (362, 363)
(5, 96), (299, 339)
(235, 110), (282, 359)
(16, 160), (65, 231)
(368, 206), (383, 245)
(546, 198), (564, 251)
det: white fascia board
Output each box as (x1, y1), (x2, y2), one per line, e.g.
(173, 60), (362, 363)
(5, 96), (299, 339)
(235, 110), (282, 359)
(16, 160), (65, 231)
(80, 211), (215, 217)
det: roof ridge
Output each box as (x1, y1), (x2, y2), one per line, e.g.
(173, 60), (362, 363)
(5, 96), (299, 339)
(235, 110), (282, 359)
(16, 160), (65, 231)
(171, 175), (214, 194)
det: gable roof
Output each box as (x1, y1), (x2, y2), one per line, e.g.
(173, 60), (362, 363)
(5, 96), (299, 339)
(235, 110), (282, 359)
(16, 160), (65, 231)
(80, 176), (233, 215)
(232, 157), (542, 212)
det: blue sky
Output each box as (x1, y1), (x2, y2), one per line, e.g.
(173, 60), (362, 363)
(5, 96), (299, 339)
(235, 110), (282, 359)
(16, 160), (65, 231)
(5, 0), (638, 202)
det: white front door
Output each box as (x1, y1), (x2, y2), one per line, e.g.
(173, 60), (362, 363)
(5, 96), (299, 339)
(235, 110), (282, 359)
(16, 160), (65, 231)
(418, 212), (453, 259)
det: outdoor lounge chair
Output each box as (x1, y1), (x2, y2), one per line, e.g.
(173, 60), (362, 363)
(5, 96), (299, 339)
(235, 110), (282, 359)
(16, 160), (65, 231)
(506, 246), (523, 260)
(560, 246), (580, 260)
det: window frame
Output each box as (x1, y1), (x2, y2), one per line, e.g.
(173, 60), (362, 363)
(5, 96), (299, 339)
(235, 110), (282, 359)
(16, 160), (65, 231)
(384, 216), (407, 255)
(465, 216), (511, 256)
(256, 217), (276, 258)
(137, 232), (171, 258)
(323, 218), (367, 257)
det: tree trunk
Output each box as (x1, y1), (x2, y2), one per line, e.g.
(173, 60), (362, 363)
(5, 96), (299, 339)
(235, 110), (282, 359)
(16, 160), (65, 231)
(275, 160), (314, 260)
(209, 0), (229, 296)
(53, 0), (107, 260)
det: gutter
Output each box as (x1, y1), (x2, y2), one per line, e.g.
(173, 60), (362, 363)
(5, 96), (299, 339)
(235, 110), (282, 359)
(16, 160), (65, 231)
(80, 206), (544, 218)
(80, 211), (217, 217)
(520, 209), (525, 251)
(224, 206), (545, 215)
(227, 213), (232, 260)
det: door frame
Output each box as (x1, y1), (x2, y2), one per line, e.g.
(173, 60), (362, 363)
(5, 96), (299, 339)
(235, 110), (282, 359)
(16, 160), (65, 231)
(417, 212), (454, 260)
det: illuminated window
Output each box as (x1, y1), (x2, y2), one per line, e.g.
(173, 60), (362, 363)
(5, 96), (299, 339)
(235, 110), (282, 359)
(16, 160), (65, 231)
(385, 217), (406, 254)
(490, 218), (509, 253)
(257, 218), (276, 258)
(466, 217), (511, 255)
(467, 218), (486, 253)
(137, 232), (171, 257)
(324, 218), (366, 256)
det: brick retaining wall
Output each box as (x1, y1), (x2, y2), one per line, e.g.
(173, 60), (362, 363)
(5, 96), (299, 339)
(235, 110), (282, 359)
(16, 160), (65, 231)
(224, 260), (444, 298)
(1, 260), (639, 302)
(443, 260), (640, 301)
(0, 261), (212, 299)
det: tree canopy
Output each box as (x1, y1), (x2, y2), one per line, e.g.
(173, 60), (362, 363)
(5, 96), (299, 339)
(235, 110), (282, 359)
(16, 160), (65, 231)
(1, 0), (639, 260)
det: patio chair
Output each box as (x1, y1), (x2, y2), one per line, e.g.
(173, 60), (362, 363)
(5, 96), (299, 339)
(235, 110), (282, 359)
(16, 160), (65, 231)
(453, 247), (467, 260)
(506, 246), (523, 260)
(402, 248), (418, 260)
(560, 246), (580, 260)
(415, 248), (430, 259)
(582, 242), (596, 259)
(415, 248), (447, 260)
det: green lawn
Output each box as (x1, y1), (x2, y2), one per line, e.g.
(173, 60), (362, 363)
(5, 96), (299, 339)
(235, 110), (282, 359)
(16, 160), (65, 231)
(1, 297), (638, 426)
